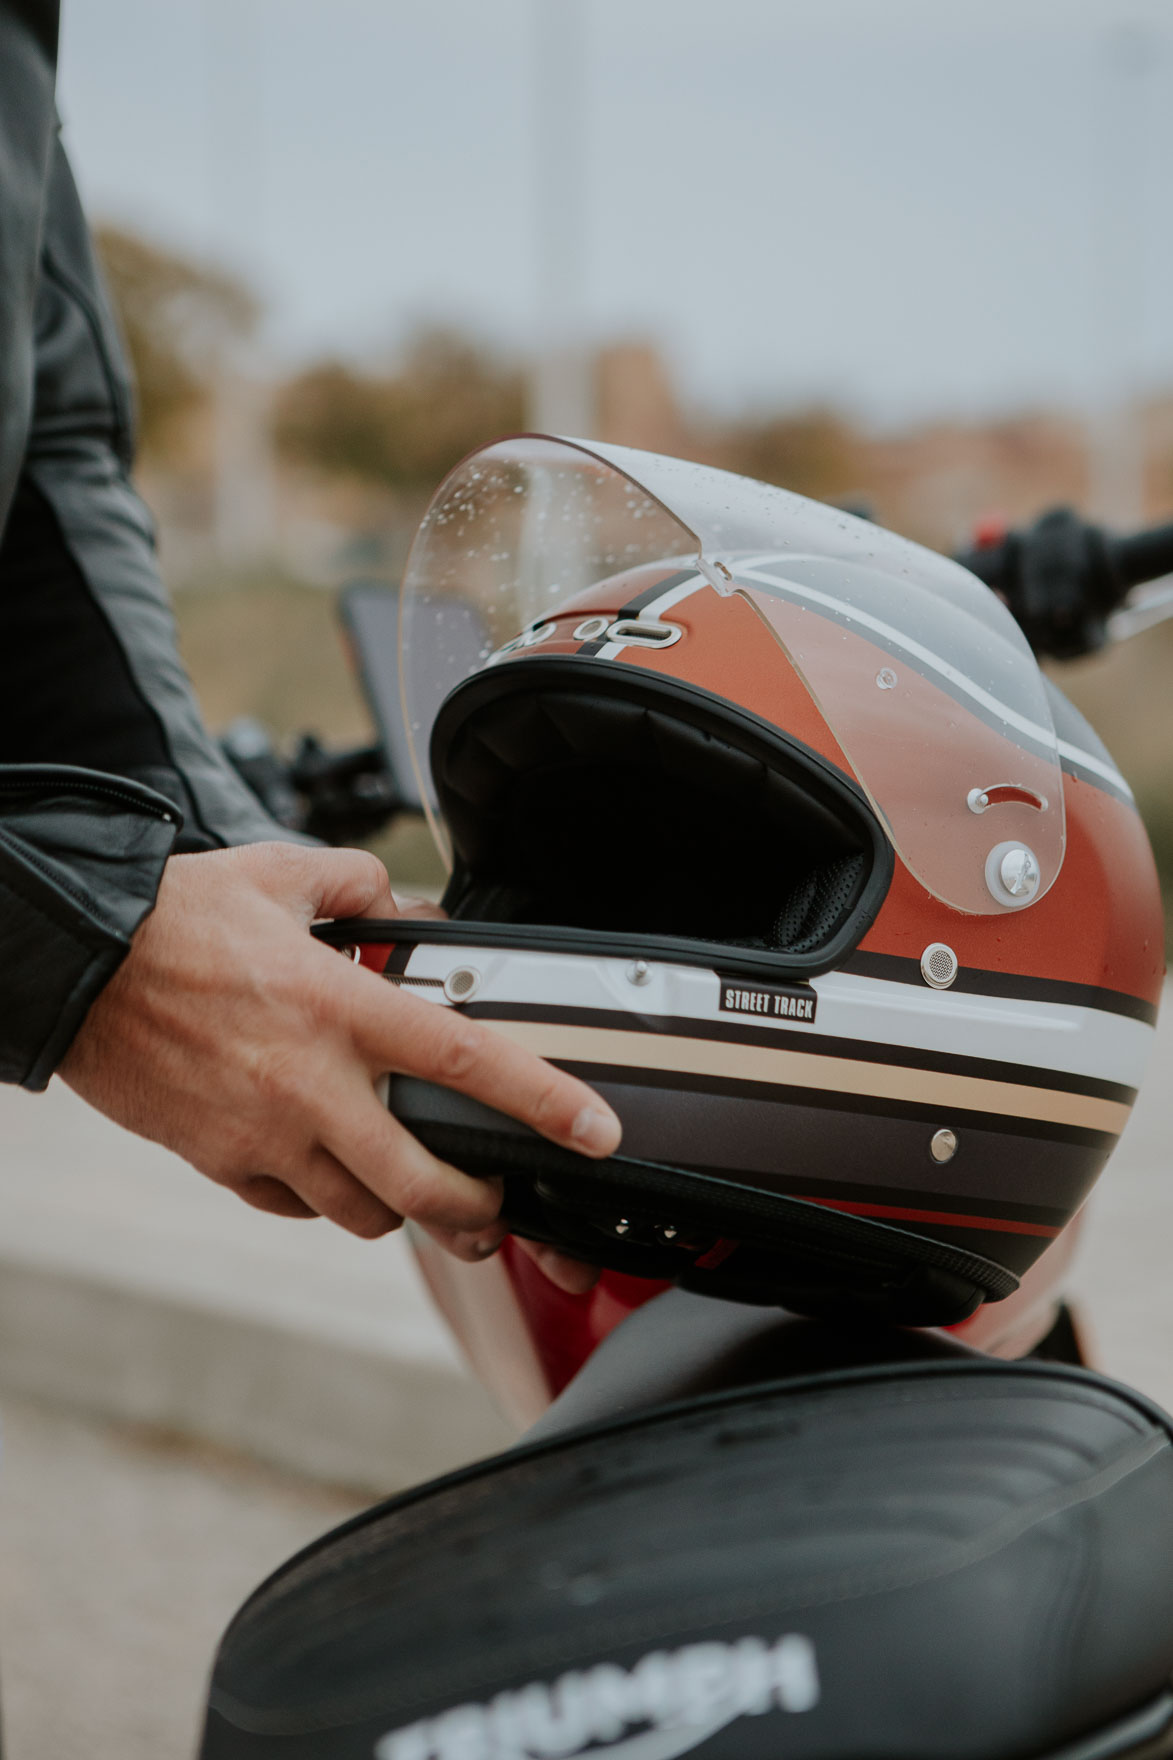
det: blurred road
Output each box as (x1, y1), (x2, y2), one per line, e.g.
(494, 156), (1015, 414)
(1069, 985), (1173, 1409)
(0, 1394), (365, 1760)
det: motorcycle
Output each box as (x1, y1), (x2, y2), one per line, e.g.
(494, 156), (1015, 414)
(200, 438), (1173, 1760)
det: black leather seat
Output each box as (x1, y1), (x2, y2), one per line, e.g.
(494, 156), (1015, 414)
(201, 1352), (1173, 1759)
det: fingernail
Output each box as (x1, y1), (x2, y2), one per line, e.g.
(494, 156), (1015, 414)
(473, 1231), (505, 1258)
(570, 1105), (622, 1157)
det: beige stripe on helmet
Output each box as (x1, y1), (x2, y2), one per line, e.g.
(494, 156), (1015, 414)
(486, 1020), (1128, 1137)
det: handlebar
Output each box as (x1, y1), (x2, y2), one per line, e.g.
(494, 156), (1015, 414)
(954, 508), (1173, 659)
(1112, 520), (1173, 591)
(220, 719), (409, 845)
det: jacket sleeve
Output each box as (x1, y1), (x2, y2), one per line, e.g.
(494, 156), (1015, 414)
(0, 2), (57, 526)
(0, 765), (179, 1088)
(0, 124), (298, 1090)
(3, 132), (298, 850)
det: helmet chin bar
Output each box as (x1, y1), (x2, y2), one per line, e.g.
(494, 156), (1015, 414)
(389, 1077), (1016, 1328)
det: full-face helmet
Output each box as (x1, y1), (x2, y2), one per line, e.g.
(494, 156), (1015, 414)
(334, 437), (1162, 1327)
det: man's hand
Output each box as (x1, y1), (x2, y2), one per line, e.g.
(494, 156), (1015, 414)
(60, 843), (620, 1286)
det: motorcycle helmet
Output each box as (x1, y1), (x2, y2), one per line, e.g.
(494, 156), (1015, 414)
(323, 437), (1163, 1327)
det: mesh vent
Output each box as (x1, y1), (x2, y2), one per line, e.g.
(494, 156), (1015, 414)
(920, 943), (959, 989)
(443, 966), (482, 1003)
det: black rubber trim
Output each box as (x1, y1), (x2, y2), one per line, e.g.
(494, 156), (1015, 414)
(430, 655), (896, 978)
(315, 914), (896, 984)
(394, 1109), (1019, 1303)
(844, 949), (1160, 1026)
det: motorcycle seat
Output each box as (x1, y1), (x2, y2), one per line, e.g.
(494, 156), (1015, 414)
(201, 1357), (1173, 1760)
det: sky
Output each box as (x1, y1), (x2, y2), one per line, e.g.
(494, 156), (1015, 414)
(56, 0), (1173, 427)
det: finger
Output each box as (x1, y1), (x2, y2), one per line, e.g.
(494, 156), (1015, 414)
(236, 1175), (318, 1220)
(239, 843), (399, 924)
(515, 1237), (602, 1295)
(348, 983), (622, 1159)
(288, 1145), (405, 1239)
(310, 848), (399, 921)
(317, 1079), (505, 1234)
(418, 1217), (510, 1265)
(387, 892), (447, 921)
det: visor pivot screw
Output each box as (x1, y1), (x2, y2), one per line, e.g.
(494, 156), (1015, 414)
(930, 1128), (958, 1164)
(656, 1224), (679, 1244)
(920, 943), (959, 989)
(1000, 846), (1040, 898)
(626, 960), (652, 986)
(614, 1218), (632, 1237)
(986, 842), (1042, 906)
(875, 667), (898, 690)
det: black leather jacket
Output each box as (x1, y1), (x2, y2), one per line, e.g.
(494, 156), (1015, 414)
(1, 2), (289, 1089)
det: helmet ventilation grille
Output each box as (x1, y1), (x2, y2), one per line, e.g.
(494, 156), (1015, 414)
(921, 943), (959, 989)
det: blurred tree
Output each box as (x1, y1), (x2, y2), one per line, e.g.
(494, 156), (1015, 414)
(95, 225), (260, 459)
(275, 328), (524, 492)
(721, 408), (861, 503)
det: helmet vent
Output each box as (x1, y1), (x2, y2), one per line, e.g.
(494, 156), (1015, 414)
(921, 943), (960, 989)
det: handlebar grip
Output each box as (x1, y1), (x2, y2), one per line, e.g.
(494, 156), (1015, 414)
(1110, 520), (1173, 591)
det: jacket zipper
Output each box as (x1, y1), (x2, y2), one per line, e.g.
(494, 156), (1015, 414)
(0, 774), (178, 921)
(0, 772), (177, 822)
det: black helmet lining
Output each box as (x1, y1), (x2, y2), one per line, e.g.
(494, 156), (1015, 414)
(431, 659), (891, 967)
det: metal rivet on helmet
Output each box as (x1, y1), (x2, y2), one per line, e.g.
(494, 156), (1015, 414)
(930, 1129), (958, 1164)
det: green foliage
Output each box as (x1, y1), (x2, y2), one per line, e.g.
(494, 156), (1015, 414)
(95, 225), (259, 458)
(274, 328), (525, 493)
